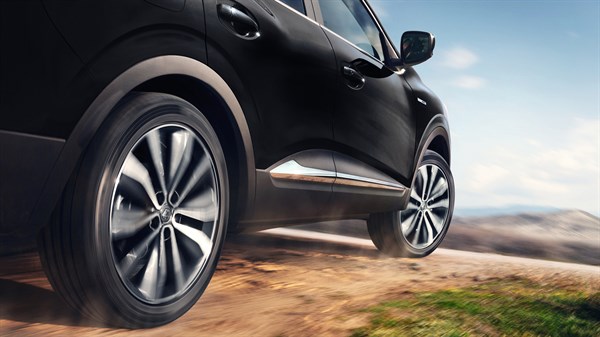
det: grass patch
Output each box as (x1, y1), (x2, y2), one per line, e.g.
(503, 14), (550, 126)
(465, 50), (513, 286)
(351, 278), (600, 337)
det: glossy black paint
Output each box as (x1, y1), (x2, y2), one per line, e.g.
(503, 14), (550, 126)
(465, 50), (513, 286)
(323, 28), (417, 187)
(206, 0), (338, 169)
(0, 0), (450, 235)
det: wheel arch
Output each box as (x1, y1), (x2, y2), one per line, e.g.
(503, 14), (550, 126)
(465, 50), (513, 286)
(411, 114), (451, 187)
(30, 55), (255, 233)
(427, 135), (450, 165)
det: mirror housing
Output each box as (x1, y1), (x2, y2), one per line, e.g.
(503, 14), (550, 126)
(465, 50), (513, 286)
(389, 31), (435, 67)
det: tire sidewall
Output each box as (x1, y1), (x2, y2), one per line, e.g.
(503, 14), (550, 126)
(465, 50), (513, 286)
(71, 93), (228, 326)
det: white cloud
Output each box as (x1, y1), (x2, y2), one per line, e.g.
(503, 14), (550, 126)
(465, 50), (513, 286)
(456, 118), (600, 214)
(453, 75), (486, 89)
(440, 47), (479, 69)
(466, 164), (510, 192)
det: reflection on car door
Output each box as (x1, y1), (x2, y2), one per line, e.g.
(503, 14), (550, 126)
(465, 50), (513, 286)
(205, 0), (338, 169)
(315, 0), (416, 187)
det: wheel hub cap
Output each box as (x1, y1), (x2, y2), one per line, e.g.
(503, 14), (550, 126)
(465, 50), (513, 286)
(159, 207), (173, 223)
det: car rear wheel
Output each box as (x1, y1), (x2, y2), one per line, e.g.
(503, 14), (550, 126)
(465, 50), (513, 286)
(367, 150), (454, 258)
(38, 92), (228, 328)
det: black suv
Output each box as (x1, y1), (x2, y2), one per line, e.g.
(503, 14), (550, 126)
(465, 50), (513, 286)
(0, 0), (454, 328)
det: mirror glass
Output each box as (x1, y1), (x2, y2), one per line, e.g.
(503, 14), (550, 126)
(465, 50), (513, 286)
(401, 31), (435, 66)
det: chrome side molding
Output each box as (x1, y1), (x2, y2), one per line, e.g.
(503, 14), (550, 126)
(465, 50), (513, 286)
(269, 160), (406, 191)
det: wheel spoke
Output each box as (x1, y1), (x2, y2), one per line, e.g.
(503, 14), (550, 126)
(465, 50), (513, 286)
(138, 238), (161, 299)
(401, 210), (419, 235)
(119, 228), (161, 278)
(117, 177), (152, 208)
(156, 228), (168, 297)
(112, 203), (157, 241)
(173, 155), (211, 208)
(427, 210), (444, 233)
(419, 166), (429, 202)
(409, 190), (422, 204)
(406, 203), (419, 212)
(423, 213), (435, 245)
(176, 205), (216, 223)
(411, 215), (424, 246)
(181, 188), (214, 208)
(402, 206), (418, 218)
(147, 129), (168, 196)
(429, 198), (449, 210)
(429, 177), (448, 201)
(167, 226), (185, 291)
(425, 166), (439, 200)
(168, 130), (194, 200)
(122, 153), (160, 209)
(173, 222), (213, 257)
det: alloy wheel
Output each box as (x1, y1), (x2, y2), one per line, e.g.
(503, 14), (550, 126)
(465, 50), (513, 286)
(400, 163), (450, 249)
(110, 124), (219, 304)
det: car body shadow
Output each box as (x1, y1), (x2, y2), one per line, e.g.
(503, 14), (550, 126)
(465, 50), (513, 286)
(225, 231), (382, 260)
(0, 252), (105, 328)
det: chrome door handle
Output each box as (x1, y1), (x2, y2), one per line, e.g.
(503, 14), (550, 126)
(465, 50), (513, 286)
(217, 3), (260, 39)
(343, 66), (365, 90)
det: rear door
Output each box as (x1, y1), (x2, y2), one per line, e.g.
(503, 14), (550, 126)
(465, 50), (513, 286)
(205, 0), (338, 169)
(314, 0), (417, 187)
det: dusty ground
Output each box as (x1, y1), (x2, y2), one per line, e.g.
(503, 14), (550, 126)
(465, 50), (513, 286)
(1, 229), (598, 337)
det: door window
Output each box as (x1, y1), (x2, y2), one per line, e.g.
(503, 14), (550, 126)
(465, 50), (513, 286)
(280, 0), (306, 14)
(317, 0), (384, 61)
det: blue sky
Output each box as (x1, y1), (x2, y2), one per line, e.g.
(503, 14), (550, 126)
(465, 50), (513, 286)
(372, 0), (599, 214)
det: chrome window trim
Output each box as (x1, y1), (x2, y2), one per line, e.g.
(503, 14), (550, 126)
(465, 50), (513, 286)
(313, 0), (399, 68)
(272, 0), (320, 26)
(320, 25), (385, 67)
(359, 0), (399, 59)
(271, 0), (397, 68)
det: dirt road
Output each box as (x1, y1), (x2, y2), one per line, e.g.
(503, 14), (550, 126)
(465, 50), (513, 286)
(1, 229), (598, 336)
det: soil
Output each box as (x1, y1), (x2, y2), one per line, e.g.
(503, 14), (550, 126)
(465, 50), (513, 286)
(1, 230), (598, 336)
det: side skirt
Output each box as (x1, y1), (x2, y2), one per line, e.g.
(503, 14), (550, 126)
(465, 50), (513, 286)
(241, 150), (410, 230)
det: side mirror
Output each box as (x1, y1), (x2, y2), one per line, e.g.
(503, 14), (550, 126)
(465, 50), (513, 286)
(390, 31), (435, 67)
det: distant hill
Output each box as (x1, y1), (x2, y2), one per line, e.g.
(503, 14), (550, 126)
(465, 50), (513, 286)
(292, 210), (600, 265)
(454, 205), (560, 217)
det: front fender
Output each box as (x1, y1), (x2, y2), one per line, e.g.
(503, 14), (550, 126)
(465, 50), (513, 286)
(411, 114), (451, 186)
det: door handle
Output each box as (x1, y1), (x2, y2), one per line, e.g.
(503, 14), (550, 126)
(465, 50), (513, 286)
(217, 3), (260, 39)
(343, 66), (365, 90)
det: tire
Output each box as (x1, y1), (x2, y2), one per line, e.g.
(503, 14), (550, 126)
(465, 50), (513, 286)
(37, 92), (229, 328)
(367, 150), (454, 258)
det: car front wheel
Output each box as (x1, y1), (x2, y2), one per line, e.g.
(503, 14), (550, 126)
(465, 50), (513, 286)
(367, 150), (454, 258)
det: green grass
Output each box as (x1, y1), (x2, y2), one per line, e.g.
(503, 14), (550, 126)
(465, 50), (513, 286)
(351, 278), (600, 337)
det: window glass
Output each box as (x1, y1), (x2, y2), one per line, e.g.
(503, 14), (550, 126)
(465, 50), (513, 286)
(280, 0), (306, 14)
(318, 0), (384, 61)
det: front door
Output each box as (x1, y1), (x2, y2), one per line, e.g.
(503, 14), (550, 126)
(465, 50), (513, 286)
(314, 0), (417, 187)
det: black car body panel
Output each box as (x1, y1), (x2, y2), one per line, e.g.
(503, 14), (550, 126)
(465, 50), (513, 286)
(1, 0), (454, 327)
(323, 28), (417, 186)
(0, 0), (450, 237)
(205, 0), (338, 170)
